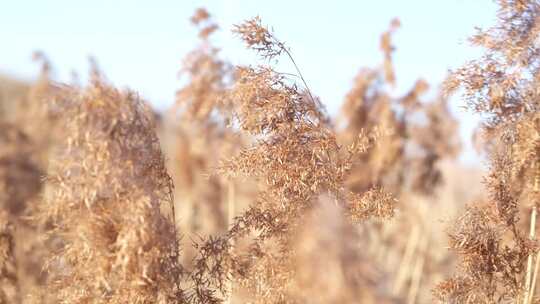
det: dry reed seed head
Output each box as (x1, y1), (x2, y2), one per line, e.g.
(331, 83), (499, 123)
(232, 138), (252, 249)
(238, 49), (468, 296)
(229, 241), (294, 304)
(221, 122), (347, 213)
(339, 29), (460, 196)
(175, 45), (231, 122)
(340, 86), (405, 194)
(224, 21), (398, 221)
(446, 1), (540, 225)
(40, 78), (186, 303)
(229, 67), (326, 134)
(339, 68), (378, 125)
(187, 16), (399, 303)
(233, 17), (284, 60)
(435, 170), (537, 302)
(485, 154), (521, 226)
(447, 205), (500, 255)
(400, 79), (429, 110)
(380, 18), (400, 86)
(445, 0), (540, 119)
(190, 8), (210, 25)
(510, 111), (540, 197)
(190, 8), (218, 39)
(347, 187), (396, 222)
(439, 8), (540, 290)
(174, 9), (233, 123)
(434, 202), (530, 303)
(433, 276), (487, 304)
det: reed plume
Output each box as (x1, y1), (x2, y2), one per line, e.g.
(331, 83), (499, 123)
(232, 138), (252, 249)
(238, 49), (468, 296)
(436, 1), (540, 302)
(186, 16), (395, 304)
(37, 76), (186, 303)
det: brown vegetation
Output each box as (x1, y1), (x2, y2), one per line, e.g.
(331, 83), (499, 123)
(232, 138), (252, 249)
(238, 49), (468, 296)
(2, 3), (536, 303)
(435, 1), (540, 303)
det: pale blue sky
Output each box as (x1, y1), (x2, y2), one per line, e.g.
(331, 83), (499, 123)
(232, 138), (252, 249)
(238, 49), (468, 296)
(0, 0), (497, 164)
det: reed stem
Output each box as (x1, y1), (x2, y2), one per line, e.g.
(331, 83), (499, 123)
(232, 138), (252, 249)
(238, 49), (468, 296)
(225, 181), (236, 304)
(523, 206), (537, 304)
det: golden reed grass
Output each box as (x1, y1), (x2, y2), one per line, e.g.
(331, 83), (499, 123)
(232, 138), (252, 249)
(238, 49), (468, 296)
(1, 3), (538, 303)
(434, 1), (540, 303)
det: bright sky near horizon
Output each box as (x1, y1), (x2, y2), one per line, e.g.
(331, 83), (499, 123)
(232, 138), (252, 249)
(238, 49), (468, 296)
(0, 0), (497, 165)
